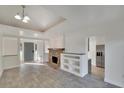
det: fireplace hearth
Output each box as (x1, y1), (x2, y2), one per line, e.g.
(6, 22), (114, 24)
(48, 48), (64, 69)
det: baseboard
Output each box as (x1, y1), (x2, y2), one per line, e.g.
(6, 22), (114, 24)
(105, 78), (124, 88)
(0, 65), (20, 78)
(3, 65), (20, 70)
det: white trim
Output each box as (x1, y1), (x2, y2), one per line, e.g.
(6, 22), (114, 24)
(3, 65), (20, 70)
(0, 70), (3, 78)
(105, 78), (123, 88)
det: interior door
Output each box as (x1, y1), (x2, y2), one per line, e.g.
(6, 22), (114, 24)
(24, 42), (34, 62)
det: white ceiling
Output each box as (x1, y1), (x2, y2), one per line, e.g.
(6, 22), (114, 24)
(42, 5), (124, 40)
(44, 5), (124, 26)
(0, 5), (65, 32)
(0, 5), (124, 32)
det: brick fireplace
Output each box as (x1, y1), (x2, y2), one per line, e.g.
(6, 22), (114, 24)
(48, 48), (64, 69)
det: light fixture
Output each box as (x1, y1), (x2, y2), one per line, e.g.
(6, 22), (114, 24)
(15, 13), (21, 20)
(15, 5), (30, 23)
(24, 16), (30, 21)
(22, 19), (28, 23)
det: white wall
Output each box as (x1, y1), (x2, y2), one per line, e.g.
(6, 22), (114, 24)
(44, 21), (87, 53)
(88, 21), (124, 87)
(2, 37), (18, 56)
(0, 32), (3, 77)
(96, 37), (105, 45)
(36, 40), (44, 62)
(44, 25), (65, 49)
(2, 36), (20, 69)
(44, 40), (50, 62)
(64, 31), (86, 53)
(88, 36), (105, 66)
(44, 10), (124, 87)
(105, 38), (124, 87)
(88, 37), (96, 66)
(20, 38), (44, 63)
(0, 24), (45, 71)
(3, 56), (19, 69)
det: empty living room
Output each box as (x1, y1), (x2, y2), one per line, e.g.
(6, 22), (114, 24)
(0, 1), (124, 92)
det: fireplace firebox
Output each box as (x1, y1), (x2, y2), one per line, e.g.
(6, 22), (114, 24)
(52, 56), (58, 64)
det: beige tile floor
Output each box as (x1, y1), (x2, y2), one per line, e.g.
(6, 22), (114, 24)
(0, 63), (119, 88)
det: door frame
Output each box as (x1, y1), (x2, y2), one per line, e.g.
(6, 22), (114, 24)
(19, 38), (47, 64)
(87, 36), (105, 81)
(20, 38), (37, 63)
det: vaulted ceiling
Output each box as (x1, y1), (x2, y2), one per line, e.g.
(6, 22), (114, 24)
(0, 5), (65, 32)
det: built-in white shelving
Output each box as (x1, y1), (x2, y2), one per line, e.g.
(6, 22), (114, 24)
(61, 53), (88, 77)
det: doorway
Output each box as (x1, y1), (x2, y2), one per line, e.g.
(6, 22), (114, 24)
(96, 45), (105, 68)
(24, 42), (34, 62)
(88, 36), (105, 80)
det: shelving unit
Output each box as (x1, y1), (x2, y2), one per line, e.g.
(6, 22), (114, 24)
(61, 53), (88, 77)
